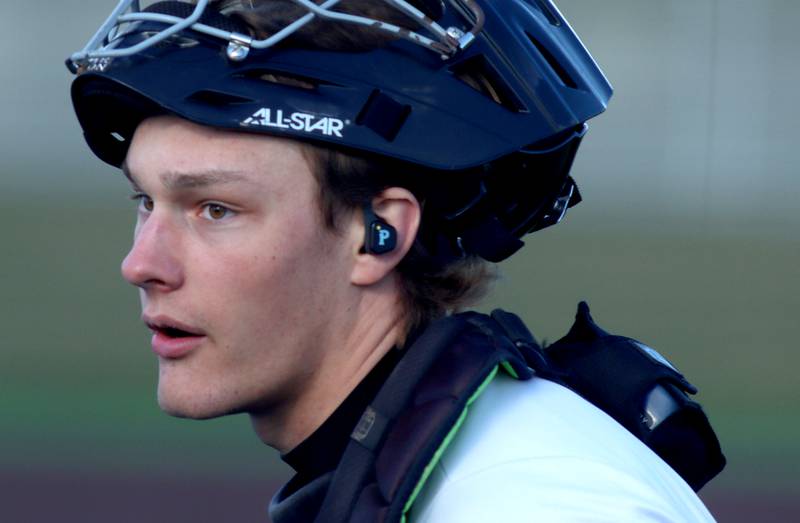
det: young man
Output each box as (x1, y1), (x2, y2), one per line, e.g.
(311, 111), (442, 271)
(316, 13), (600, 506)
(67, 1), (721, 521)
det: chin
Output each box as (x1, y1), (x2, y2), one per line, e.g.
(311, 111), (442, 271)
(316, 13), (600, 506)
(156, 382), (241, 420)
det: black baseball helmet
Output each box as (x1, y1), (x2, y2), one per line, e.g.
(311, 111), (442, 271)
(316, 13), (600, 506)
(68, 0), (612, 263)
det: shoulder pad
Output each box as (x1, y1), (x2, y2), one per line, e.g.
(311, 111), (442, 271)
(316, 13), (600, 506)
(545, 302), (726, 491)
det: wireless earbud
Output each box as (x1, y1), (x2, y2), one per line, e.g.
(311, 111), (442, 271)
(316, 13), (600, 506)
(363, 205), (397, 255)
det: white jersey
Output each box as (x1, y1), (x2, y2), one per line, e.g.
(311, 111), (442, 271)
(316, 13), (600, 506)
(409, 374), (716, 522)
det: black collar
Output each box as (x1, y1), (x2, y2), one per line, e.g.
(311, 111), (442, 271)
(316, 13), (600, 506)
(281, 347), (403, 482)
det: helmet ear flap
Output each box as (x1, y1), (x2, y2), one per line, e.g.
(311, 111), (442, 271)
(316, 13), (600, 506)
(417, 125), (586, 265)
(71, 78), (165, 167)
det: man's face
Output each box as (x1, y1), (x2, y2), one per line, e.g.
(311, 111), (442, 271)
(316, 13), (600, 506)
(122, 116), (355, 419)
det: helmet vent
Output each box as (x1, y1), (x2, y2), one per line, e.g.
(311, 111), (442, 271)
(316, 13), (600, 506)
(526, 32), (578, 89)
(449, 55), (526, 112)
(233, 69), (338, 91)
(185, 89), (255, 106)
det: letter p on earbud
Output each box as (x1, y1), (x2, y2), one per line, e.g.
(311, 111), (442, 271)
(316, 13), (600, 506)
(378, 229), (391, 246)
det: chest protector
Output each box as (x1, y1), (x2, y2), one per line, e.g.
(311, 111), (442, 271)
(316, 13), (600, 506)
(312, 303), (725, 523)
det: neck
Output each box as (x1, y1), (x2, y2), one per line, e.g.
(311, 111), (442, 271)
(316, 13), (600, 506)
(249, 277), (406, 453)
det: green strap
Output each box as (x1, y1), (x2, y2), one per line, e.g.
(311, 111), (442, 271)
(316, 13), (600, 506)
(400, 362), (518, 522)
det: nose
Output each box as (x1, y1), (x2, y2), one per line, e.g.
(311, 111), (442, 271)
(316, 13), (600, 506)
(121, 213), (184, 291)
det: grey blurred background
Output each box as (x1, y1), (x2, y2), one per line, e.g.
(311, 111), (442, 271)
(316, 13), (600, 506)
(1, 1), (798, 521)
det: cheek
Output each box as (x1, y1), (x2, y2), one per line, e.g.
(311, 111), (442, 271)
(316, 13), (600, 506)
(196, 220), (342, 334)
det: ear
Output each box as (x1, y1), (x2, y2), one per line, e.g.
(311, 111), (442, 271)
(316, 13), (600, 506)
(350, 187), (421, 286)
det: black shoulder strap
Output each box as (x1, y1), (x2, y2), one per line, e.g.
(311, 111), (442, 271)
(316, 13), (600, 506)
(315, 313), (532, 523)
(314, 315), (467, 523)
(487, 308), (562, 379)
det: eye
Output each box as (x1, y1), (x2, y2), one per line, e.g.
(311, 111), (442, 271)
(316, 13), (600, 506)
(201, 203), (235, 221)
(130, 193), (154, 212)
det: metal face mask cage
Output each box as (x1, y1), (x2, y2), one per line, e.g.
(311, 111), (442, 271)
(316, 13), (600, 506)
(66, 0), (484, 72)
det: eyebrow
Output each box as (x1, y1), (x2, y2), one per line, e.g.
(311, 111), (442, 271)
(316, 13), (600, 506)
(122, 161), (255, 190)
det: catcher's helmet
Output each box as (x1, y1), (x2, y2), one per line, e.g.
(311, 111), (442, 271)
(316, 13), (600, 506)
(67, 0), (612, 263)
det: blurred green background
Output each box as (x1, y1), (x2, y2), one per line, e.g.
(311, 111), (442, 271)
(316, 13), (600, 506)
(2, 1), (798, 521)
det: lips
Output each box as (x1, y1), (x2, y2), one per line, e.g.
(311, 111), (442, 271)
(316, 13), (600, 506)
(144, 315), (207, 359)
